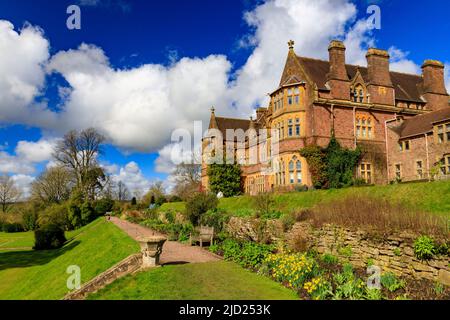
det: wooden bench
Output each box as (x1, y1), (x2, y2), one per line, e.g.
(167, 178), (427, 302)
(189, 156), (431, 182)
(190, 226), (214, 248)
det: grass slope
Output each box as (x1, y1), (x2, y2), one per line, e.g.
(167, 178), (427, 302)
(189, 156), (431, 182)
(160, 181), (450, 217)
(88, 261), (298, 300)
(0, 219), (139, 300)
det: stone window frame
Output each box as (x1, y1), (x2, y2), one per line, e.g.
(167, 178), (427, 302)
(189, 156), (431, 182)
(355, 113), (375, 140)
(435, 122), (450, 144)
(288, 119), (293, 137)
(395, 163), (402, 180)
(439, 155), (450, 175)
(295, 118), (301, 136)
(416, 160), (424, 179)
(352, 83), (366, 103)
(287, 86), (300, 106)
(359, 162), (373, 184)
(398, 140), (411, 152)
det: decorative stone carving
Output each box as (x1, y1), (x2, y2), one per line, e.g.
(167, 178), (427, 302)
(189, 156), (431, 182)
(137, 236), (167, 268)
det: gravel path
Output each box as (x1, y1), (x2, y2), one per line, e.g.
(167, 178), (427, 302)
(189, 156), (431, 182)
(110, 217), (221, 265)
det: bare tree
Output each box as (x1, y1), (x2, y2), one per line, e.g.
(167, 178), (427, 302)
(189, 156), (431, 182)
(53, 128), (106, 200)
(0, 175), (21, 212)
(31, 167), (73, 204)
(115, 181), (130, 201)
(172, 154), (201, 200)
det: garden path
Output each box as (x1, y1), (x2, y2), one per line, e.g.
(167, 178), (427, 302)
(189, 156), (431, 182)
(110, 217), (221, 265)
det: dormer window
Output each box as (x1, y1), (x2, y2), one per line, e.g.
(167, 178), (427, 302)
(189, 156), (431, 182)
(352, 84), (366, 103)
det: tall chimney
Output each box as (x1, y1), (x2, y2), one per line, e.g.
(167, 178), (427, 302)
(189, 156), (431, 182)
(366, 48), (394, 105)
(421, 60), (449, 110)
(327, 40), (350, 100)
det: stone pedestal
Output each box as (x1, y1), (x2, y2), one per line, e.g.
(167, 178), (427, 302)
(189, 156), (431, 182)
(137, 236), (167, 268)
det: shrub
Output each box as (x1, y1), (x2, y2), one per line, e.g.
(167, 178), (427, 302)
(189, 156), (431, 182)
(380, 273), (405, 292)
(200, 209), (231, 232)
(94, 198), (114, 216)
(33, 224), (67, 250)
(321, 253), (339, 265)
(216, 239), (274, 269)
(414, 236), (436, 260)
(1, 222), (25, 233)
(280, 213), (296, 232)
(165, 210), (176, 224)
(39, 204), (70, 230)
(332, 264), (367, 300)
(253, 192), (275, 218)
(81, 201), (96, 225)
(23, 211), (39, 231)
(207, 163), (242, 197)
(68, 203), (83, 229)
(185, 192), (218, 226)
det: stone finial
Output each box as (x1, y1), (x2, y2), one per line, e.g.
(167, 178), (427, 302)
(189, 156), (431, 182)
(328, 40), (346, 51)
(288, 40), (295, 50)
(211, 106), (216, 113)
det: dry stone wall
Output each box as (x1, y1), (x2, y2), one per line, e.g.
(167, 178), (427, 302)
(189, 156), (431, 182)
(225, 217), (449, 286)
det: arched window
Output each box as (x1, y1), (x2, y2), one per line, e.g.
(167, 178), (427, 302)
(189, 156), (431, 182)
(296, 161), (302, 184)
(289, 160), (295, 184)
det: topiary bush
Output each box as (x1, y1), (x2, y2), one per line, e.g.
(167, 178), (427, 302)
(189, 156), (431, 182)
(185, 192), (218, 226)
(94, 198), (114, 216)
(33, 224), (67, 250)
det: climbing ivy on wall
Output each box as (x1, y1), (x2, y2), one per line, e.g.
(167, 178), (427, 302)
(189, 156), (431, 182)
(300, 136), (362, 189)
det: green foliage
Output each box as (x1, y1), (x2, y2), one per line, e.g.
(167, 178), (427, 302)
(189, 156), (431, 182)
(39, 203), (70, 230)
(435, 242), (449, 256)
(185, 192), (218, 226)
(299, 145), (327, 188)
(200, 209), (231, 233)
(414, 236), (436, 260)
(94, 198), (114, 216)
(380, 273), (405, 292)
(0, 221), (25, 233)
(22, 211), (39, 231)
(338, 245), (353, 257)
(207, 163), (242, 197)
(321, 253), (339, 265)
(332, 264), (366, 300)
(33, 224), (67, 250)
(68, 203), (82, 229)
(325, 137), (362, 189)
(253, 192), (275, 218)
(164, 210), (176, 224)
(80, 201), (95, 225)
(300, 136), (362, 189)
(393, 248), (402, 256)
(366, 288), (383, 300)
(215, 238), (275, 269)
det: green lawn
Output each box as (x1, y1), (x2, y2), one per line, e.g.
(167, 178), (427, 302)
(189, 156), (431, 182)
(0, 218), (140, 300)
(160, 180), (450, 217)
(88, 261), (298, 300)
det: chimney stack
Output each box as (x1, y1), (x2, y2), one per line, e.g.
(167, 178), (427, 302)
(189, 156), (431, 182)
(327, 40), (350, 100)
(421, 60), (449, 110)
(328, 40), (348, 81)
(365, 48), (394, 105)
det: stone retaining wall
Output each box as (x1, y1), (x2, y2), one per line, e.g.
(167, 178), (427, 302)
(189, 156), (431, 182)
(289, 223), (449, 286)
(64, 253), (143, 300)
(226, 217), (450, 286)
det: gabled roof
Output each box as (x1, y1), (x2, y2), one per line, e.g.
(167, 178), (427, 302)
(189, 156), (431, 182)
(215, 117), (252, 134)
(295, 56), (425, 103)
(395, 108), (450, 139)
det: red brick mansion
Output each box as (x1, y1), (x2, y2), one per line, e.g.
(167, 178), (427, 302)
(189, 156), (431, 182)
(201, 40), (450, 195)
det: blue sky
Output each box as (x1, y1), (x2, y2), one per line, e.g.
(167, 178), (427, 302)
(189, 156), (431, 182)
(0, 0), (449, 196)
